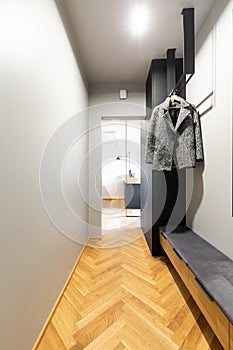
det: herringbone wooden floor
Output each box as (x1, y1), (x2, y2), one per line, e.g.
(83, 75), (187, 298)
(36, 229), (223, 350)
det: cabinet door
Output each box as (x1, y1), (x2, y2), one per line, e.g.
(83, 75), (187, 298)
(125, 184), (140, 209)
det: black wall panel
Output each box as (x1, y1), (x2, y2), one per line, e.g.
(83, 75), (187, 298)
(141, 58), (186, 256)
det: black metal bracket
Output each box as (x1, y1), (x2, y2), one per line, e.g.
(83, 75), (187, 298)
(167, 49), (176, 95)
(182, 8), (195, 75)
(167, 8), (195, 96)
(177, 73), (194, 95)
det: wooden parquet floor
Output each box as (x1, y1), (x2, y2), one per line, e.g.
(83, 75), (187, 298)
(36, 229), (223, 350)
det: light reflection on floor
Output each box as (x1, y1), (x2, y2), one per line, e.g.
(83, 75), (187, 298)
(102, 199), (141, 235)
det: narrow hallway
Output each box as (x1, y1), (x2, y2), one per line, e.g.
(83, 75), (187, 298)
(36, 229), (222, 350)
(2, 1), (233, 349)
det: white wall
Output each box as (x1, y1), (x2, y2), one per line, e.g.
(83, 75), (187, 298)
(126, 120), (141, 180)
(88, 83), (145, 237)
(0, 1), (89, 349)
(186, 0), (233, 259)
(102, 121), (126, 199)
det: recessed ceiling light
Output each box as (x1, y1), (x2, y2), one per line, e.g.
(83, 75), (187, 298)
(129, 3), (149, 36)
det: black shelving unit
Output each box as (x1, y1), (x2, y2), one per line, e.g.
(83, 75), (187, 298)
(141, 8), (195, 256)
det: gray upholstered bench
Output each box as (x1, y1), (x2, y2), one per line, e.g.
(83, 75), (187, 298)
(159, 227), (233, 350)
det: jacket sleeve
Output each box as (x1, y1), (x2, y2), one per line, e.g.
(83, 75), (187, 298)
(193, 109), (204, 161)
(145, 110), (156, 164)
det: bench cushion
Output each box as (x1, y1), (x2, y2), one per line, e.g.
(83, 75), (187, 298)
(160, 227), (233, 324)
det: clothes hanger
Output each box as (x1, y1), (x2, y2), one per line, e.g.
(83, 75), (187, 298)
(170, 95), (181, 103)
(169, 89), (181, 109)
(169, 96), (181, 108)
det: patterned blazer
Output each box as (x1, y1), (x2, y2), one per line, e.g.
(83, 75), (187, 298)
(145, 97), (204, 171)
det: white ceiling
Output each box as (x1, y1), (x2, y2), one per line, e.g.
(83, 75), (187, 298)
(62, 0), (217, 84)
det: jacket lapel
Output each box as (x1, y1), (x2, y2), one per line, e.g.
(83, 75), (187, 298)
(161, 97), (176, 130)
(175, 107), (190, 131)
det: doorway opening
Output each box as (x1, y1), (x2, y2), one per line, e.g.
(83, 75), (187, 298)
(101, 117), (142, 234)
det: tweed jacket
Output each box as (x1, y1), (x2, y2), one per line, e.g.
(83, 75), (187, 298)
(145, 97), (204, 171)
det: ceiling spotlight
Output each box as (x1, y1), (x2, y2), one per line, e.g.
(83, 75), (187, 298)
(129, 3), (149, 36)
